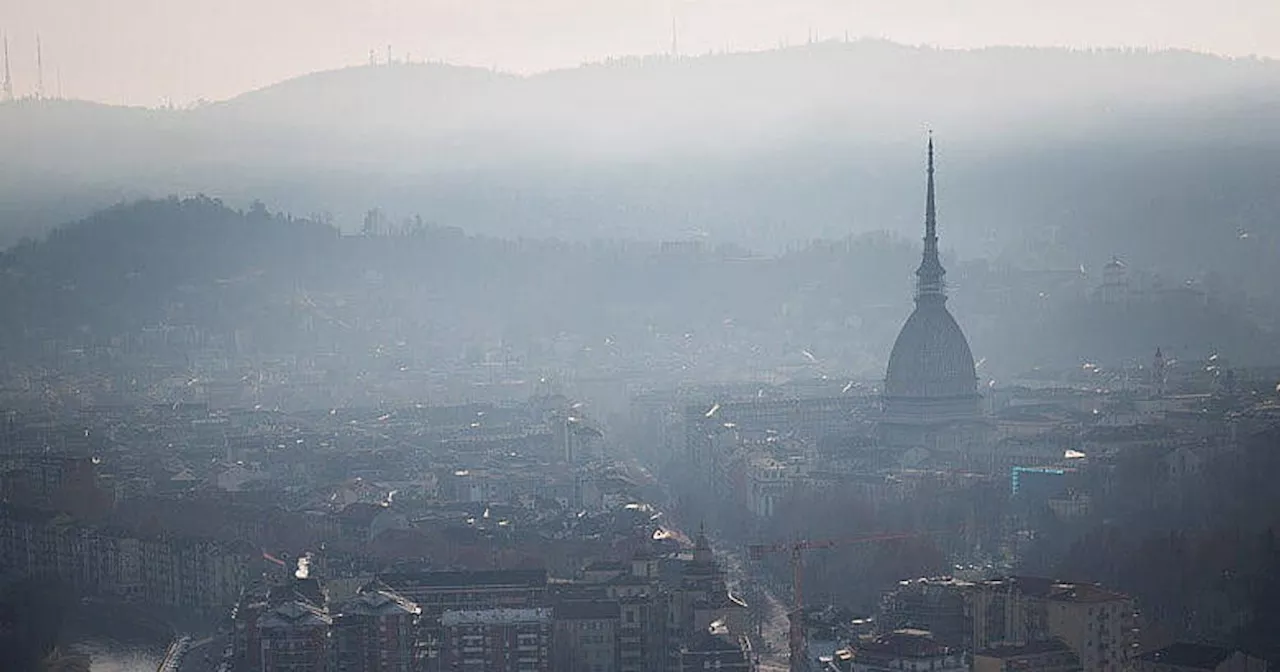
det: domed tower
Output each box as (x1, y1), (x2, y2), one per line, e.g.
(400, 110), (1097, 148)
(881, 136), (985, 453)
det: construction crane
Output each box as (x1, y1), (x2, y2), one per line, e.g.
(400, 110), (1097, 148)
(747, 531), (934, 672)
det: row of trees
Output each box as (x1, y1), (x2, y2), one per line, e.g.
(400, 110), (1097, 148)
(1043, 425), (1280, 651)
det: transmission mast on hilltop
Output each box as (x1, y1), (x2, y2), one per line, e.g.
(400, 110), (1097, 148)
(35, 33), (44, 99)
(2, 34), (13, 101)
(671, 15), (679, 58)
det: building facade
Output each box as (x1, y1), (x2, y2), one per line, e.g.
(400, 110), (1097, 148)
(439, 607), (552, 672)
(849, 629), (968, 672)
(553, 600), (621, 672)
(332, 580), (422, 672)
(881, 576), (1139, 672)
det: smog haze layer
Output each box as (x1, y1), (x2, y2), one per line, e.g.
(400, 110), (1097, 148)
(2, 0), (1278, 105)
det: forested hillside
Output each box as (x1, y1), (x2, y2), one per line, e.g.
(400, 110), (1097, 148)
(2, 41), (1279, 297)
(1, 198), (1272, 380)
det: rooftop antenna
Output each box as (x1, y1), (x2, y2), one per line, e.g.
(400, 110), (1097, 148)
(386, 44), (392, 66)
(2, 34), (12, 101)
(36, 33), (44, 99)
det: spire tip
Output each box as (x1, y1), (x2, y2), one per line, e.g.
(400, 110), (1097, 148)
(916, 131), (944, 301)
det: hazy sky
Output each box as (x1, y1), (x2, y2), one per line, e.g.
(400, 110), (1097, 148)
(3, 0), (1278, 105)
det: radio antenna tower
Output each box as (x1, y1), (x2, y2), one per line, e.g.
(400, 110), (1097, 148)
(2, 34), (13, 101)
(671, 15), (679, 58)
(36, 33), (44, 99)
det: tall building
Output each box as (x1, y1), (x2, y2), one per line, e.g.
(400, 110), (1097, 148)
(880, 576), (1139, 672)
(378, 569), (548, 671)
(881, 137), (987, 456)
(256, 579), (334, 672)
(968, 576), (1139, 672)
(552, 600), (621, 672)
(548, 535), (752, 672)
(439, 607), (552, 672)
(379, 569), (547, 617)
(332, 579), (422, 672)
(235, 576), (422, 672)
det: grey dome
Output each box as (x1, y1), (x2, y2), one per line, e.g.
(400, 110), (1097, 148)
(884, 301), (977, 399)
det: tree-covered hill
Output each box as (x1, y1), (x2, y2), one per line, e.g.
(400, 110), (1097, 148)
(2, 41), (1279, 297)
(0, 197), (1273, 381)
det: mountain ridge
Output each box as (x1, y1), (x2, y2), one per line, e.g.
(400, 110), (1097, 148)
(1, 39), (1278, 287)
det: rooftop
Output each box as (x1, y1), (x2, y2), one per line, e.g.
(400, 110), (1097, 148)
(976, 639), (1077, 659)
(1137, 643), (1239, 670)
(260, 599), (332, 629)
(380, 568), (547, 590)
(858, 629), (952, 659)
(441, 607), (552, 626)
(978, 576), (1132, 603)
(554, 600), (620, 621)
(338, 581), (421, 617)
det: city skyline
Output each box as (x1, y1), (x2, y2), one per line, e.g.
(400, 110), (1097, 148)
(2, 2), (1280, 668)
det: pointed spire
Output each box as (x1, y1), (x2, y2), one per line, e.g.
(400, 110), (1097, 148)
(926, 131), (936, 241)
(915, 131), (946, 302)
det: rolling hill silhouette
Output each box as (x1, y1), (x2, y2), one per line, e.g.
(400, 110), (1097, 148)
(1, 40), (1278, 292)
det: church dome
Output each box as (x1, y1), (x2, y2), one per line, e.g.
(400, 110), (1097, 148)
(884, 301), (977, 399)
